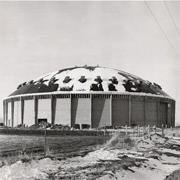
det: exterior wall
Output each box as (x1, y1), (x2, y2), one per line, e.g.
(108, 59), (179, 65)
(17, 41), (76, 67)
(38, 99), (51, 123)
(7, 102), (12, 127)
(24, 99), (34, 126)
(171, 101), (175, 127)
(92, 96), (111, 128)
(3, 101), (6, 126)
(112, 96), (129, 127)
(3, 101), (5, 125)
(157, 99), (175, 128)
(3, 93), (176, 129)
(131, 97), (145, 126)
(71, 97), (91, 127)
(55, 98), (71, 125)
(4, 101), (7, 126)
(145, 100), (158, 126)
(14, 100), (21, 127)
(167, 102), (172, 127)
(167, 100), (175, 127)
(158, 102), (168, 127)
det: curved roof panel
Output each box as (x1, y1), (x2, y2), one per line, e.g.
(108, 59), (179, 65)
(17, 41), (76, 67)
(9, 66), (169, 97)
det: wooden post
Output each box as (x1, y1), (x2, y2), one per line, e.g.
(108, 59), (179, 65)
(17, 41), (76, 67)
(122, 137), (124, 149)
(125, 125), (128, 135)
(44, 127), (47, 156)
(148, 125), (150, 137)
(143, 126), (145, 135)
(162, 124), (164, 137)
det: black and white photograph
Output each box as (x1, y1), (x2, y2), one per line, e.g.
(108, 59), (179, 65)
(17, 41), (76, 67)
(0, 1), (180, 180)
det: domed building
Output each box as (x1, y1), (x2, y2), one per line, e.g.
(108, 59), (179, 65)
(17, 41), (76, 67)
(3, 66), (175, 128)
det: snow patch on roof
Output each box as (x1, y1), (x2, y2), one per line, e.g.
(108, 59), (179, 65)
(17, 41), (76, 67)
(9, 66), (170, 97)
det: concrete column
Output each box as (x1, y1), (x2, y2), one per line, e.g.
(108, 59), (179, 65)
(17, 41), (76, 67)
(3, 101), (5, 125)
(167, 102), (171, 128)
(128, 96), (131, 126)
(144, 97), (146, 126)
(5, 101), (8, 126)
(34, 96), (38, 124)
(90, 94), (92, 128)
(70, 94), (72, 127)
(110, 94), (112, 127)
(21, 98), (24, 125)
(51, 95), (56, 124)
(172, 101), (175, 127)
(157, 100), (159, 127)
(11, 99), (14, 127)
(170, 101), (173, 127)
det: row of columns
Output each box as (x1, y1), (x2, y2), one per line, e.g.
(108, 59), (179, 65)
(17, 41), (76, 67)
(3, 94), (175, 128)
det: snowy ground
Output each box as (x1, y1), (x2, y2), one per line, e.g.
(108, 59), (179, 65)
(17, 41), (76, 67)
(0, 130), (180, 180)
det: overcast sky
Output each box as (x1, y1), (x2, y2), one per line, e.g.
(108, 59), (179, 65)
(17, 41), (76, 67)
(0, 1), (180, 124)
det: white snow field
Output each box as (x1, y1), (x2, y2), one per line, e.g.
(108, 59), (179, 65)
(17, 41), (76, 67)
(0, 130), (180, 180)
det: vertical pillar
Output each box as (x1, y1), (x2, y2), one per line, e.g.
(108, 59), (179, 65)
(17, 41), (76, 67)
(110, 94), (112, 127)
(21, 97), (24, 125)
(5, 101), (8, 126)
(173, 101), (175, 127)
(171, 101), (174, 127)
(128, 96), (132, 126)
(34, 96), (38, 124)
(144, 97), (146, 126)
(70, 94), (72, 127)
(157, 100), (159, 127)
(3, 101), (5, 125)
(4, 101), (6, 126)
(51, 95), (56, 125)
(11, 99), (14, 127)
(90, 93), (92, 128)
(167, 102), (171, 128)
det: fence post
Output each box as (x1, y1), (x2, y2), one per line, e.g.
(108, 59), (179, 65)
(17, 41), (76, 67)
(123, 136), (124, 149)
(162, 124), (164, 137)
(125, 125), (127, 135)
(148, 125), (150, 137)
(44, 127), (47, 156)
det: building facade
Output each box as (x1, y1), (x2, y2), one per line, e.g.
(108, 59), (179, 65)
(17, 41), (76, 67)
(3, 66), (175, 128)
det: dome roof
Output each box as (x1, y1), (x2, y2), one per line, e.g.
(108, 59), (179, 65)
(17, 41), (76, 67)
(10, 66), (169, 97)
